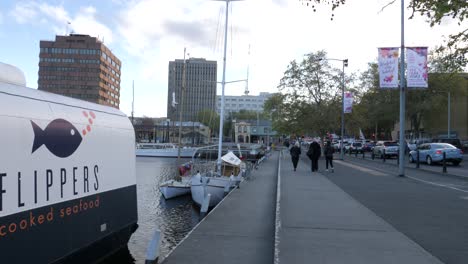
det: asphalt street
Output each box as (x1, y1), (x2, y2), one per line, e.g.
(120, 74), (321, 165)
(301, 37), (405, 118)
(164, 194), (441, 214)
(299, 154), (468, 264)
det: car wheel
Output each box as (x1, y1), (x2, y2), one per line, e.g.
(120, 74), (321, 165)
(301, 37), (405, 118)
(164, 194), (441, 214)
(409, 155), (414, 163)
(453, 161), (460, 166)
(426, 156), (433, 165)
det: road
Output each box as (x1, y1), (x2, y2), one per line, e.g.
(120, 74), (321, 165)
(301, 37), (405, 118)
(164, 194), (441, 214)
(305, 154), (468, 264)
(342, 151), (467, 178)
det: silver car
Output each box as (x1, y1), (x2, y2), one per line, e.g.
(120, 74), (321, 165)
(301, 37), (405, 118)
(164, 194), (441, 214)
(372, 141), (399, 159)
(409, 143), (463, 166)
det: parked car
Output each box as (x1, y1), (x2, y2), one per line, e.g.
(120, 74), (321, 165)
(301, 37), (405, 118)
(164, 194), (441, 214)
(348, 142), (363, 153)
(409, 143), (463, 166)
(372, 141), (399, 159)
(463, 140), (468, 152)
(432, 138), (462, 150)
(362, 142), (375, 152)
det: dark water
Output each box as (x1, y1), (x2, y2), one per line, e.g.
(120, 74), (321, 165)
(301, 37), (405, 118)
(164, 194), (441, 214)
(104, 157), (200, 264)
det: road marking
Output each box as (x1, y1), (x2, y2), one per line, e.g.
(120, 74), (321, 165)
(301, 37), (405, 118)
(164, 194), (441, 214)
(334, 160), (387, 176)
(460, 196), (468, 200)
(338, 159), (468, 194)
(406, 176), (468, 194)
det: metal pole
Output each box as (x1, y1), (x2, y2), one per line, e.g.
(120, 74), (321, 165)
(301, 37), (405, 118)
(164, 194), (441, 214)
(398, 0), (406, 177)
(448, 91), (451, 138)
(340, 61), (345, 160)
(178, 48), (187, 163)
(131, 80), (134, 126)
(217, 0), (230, 172)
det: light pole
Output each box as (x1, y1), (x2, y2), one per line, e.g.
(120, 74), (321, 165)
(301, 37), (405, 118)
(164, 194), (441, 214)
(313, 57), (348, 160)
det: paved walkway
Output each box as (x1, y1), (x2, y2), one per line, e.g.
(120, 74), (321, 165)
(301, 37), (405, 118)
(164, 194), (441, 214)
(160, 149), (445, 263)
(276, 151), (443, 263)
(161, 152), (278, 264)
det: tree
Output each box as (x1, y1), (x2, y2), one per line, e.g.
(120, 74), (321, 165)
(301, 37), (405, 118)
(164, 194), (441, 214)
(273, 50), (346, 136)
(197, 109), (219, 137)
(301, 0), (467, 67)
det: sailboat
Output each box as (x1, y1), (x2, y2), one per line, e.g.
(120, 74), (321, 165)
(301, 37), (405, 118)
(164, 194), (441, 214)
(190, 0), (244, 207)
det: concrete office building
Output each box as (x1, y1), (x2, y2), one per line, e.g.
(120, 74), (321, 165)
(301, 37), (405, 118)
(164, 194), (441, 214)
(216, 92), (274, 117)
(167, 58), (217, 122)
(38, 34), (121, 108)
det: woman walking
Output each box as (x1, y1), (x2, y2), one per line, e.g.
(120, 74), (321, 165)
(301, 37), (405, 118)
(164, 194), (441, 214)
(307, 140), (321, 172)
(290, 142), (301, 171)
(324, 141), (334, 172)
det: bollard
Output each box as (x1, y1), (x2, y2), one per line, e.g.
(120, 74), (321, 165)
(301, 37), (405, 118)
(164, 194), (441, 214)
(372, 152), (375, 160)
(416, 150), (420, 168)
(443, 152), (447, 173)
(200, 193), (211, 218)
(397, 150), (399, 165)
(362, 150), (365, 159)
(383, 149), (386, 162)
(355, 149), (358, 157)
(145, 230), (161, 264)
(224, 183), (231, 197)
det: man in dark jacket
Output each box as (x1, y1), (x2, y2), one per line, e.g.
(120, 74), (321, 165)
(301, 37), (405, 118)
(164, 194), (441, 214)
(307, 140), (321, 172)
(290, 142), (301, 171)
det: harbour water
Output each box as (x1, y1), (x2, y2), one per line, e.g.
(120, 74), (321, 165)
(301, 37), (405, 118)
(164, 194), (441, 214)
(104, 157), (201, 263)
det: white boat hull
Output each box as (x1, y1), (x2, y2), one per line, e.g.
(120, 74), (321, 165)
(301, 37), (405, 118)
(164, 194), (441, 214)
(191, 174), (233, 207)
(159, 178), (191, 199)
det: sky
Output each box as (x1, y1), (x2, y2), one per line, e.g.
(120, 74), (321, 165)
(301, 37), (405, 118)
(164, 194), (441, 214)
(0, 0), (463, 118)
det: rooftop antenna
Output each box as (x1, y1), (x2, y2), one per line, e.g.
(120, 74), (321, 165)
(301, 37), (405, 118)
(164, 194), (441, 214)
(65, 21), (71, 35)
(244, 44), (250, 95)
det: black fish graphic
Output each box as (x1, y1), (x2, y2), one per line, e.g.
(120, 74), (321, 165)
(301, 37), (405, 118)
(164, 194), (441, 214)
(31, 119), (83, 158)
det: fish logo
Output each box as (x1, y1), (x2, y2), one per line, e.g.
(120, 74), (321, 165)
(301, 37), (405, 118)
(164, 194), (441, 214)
(31, 111), (97, 158)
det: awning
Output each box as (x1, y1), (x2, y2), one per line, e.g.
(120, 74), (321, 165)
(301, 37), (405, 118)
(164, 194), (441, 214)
(221, 151), (242, 166)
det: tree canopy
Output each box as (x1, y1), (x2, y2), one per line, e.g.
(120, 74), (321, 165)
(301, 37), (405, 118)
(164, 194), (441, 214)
(300, 0), (467, 67)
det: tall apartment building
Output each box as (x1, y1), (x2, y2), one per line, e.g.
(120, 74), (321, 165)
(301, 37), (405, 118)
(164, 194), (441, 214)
(167, 58), (217, 122)
(38, 34), (121, 108)
(216, 92), (274, 117)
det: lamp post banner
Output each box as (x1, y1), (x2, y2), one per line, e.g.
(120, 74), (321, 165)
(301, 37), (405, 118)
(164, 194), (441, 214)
(378, 48), (399, 88)
(344, 92), (353, 113)
(407, 47), (428, 88)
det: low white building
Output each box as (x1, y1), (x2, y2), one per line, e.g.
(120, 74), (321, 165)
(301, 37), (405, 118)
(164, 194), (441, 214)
(216, 92), (274, 117)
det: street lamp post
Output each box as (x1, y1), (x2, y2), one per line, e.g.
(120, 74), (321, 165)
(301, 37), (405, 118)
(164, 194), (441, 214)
(312, 56), (348, 160)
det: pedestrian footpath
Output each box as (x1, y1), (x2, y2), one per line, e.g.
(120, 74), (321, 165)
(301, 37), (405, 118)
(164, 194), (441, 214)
(161, 152), (278, 264)
(276, 151), (443, 264)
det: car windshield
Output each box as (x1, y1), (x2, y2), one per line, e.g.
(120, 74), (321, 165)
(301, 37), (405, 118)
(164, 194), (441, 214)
(432, 143), (455, 149)
(384, 142), (398, 146)
(353, 143), (362, 147)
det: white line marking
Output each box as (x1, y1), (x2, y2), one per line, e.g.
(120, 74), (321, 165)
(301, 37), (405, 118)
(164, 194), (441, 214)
(274, 151), (282, 264)
(406, 176), (468, 193)
(334, 160), (387, 176)
(341, 159), (468, 194)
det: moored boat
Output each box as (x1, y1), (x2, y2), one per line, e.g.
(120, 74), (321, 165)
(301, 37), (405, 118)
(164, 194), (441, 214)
(159, 177), (191, 199)
(0, 62), (138, 263)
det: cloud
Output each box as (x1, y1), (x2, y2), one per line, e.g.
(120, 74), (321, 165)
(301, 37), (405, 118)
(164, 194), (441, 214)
(9, 2), (38, 24)
(9, 2), (113, 44)
(71, 6), (114, 44)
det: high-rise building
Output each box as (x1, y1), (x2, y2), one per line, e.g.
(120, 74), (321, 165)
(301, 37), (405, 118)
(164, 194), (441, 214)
(38, 34), (121, 108)
(216, 92), (274, 117)
(167, 58), (217, 122)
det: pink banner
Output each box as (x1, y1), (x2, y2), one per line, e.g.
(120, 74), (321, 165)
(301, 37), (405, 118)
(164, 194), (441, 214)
(407, 47), (428, 88)
(344, 92), (353, 113)
(378, 48), (399, 88)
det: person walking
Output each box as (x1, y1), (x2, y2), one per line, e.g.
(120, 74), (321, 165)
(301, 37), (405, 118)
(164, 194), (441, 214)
(290, 142), (301, 171)
(324, 141), (334, 172)
(307, 140), (321, 172)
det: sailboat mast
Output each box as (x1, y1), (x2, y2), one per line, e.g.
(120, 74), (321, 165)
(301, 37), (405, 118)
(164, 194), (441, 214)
(131, 80), (134, 125)
(178, 48), (187, 163)
(217, 0), (230, 172)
